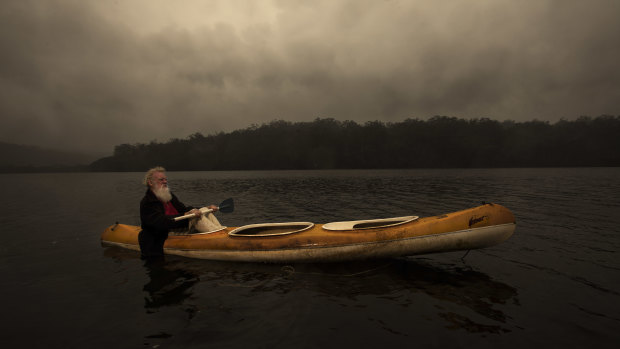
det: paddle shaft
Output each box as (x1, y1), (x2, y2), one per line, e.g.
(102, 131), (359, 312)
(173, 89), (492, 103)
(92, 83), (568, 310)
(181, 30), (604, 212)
(173, 198), (233, 221)
(174, 207), (215, 221)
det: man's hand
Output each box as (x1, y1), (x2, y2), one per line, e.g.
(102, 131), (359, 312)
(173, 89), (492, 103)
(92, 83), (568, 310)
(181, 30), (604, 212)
(187, 208), (203, 218)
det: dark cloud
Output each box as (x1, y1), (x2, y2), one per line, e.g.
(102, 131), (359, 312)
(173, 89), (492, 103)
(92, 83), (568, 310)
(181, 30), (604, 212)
(1, 0), (619, 155)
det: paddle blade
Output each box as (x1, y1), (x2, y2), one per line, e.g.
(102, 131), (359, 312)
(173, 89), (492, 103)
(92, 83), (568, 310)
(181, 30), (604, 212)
(218, 198), (234, 213)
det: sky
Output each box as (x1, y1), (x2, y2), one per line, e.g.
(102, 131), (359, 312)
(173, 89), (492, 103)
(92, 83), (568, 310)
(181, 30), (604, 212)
(1, 0), (619, 155)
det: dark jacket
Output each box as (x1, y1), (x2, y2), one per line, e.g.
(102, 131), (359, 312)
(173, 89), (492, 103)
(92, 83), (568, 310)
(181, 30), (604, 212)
(138, 189), (194, 259)
(140, 189), (193, 236)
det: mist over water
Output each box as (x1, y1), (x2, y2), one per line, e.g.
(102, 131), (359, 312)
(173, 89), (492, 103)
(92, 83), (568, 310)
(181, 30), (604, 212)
(1, 168), (619, 348)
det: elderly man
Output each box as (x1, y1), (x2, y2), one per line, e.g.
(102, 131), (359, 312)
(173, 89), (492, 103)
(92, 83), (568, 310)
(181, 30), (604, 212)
(139, 166), (217, 260)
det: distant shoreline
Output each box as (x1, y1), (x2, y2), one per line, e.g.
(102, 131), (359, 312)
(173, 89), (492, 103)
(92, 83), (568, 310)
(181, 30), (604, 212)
(3, 116), (619, 172)
(2, 165), (619, 174)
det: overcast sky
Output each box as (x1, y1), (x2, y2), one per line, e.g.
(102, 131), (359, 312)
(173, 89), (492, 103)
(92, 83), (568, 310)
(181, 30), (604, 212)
(1, 0), (619, 155)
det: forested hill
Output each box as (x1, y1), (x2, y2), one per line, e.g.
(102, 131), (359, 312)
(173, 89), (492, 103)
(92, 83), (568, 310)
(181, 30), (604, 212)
(90, 115), (620, 171)
(0, 142), (96, 172)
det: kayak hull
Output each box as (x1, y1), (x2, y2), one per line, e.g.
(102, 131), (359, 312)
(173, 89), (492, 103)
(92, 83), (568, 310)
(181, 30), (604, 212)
(101, 203), (516, 263)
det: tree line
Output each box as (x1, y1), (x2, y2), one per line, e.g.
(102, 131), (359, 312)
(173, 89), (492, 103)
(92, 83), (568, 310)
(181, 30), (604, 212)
(89, 115), (620, 171)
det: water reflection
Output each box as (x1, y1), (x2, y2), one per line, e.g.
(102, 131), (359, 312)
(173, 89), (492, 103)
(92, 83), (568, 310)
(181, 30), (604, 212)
(102, 247), (518, 335)
(142, 260), (199, 312)
(102, 247), (199, 313)
(267, 259), (518, 333)
(172, 256), (518, 334)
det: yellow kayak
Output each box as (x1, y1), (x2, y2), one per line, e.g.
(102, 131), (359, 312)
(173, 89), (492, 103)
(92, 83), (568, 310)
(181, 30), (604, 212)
(101, 203), (516, 263)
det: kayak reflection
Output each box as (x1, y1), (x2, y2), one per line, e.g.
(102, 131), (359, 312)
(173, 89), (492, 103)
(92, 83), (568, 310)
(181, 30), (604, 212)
(102, 246), (518, 334)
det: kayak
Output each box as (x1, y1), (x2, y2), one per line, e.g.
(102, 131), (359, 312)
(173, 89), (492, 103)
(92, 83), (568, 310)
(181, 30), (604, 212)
(101, 203), (515, 262)
(101, 203), (516, 263)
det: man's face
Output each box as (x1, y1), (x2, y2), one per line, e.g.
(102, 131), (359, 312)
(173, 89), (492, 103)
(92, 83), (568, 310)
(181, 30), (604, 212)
(150, 172), (168, 190)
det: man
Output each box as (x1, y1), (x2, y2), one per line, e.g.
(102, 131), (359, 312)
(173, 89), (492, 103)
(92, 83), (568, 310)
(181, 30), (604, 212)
(139, 166), (218, 260)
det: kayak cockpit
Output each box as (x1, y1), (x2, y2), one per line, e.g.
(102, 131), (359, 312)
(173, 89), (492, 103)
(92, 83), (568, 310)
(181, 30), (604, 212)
(322, 216), (419, 231)
(229, 222), (315, 237)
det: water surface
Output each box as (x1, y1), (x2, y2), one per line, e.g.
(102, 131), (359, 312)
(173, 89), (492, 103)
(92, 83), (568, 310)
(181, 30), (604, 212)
(1, 168), (619, 348)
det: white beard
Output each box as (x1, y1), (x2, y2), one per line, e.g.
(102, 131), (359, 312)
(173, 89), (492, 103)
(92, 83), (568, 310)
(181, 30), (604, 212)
(152, 185), (173, 203)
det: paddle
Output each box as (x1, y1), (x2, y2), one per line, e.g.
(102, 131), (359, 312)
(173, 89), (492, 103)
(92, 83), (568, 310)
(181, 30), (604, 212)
(174, 198), (234, 221)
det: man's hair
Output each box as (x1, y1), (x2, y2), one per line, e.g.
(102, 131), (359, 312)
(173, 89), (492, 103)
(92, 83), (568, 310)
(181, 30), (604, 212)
(144, 166), (166, 187)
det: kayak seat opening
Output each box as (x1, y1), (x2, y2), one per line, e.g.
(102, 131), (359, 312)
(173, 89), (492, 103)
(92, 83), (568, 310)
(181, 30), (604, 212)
(229, 222), (314, 237)
(322, 216), (419, 231)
